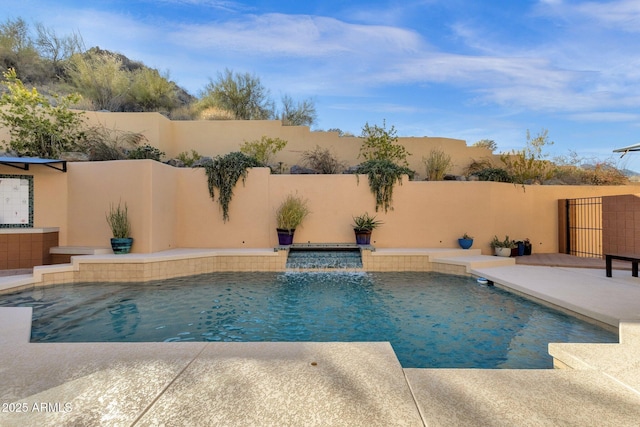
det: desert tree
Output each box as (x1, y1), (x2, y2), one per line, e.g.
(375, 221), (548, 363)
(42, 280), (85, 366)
(129, 68), (179, 111)
(0, 18), (44, 83)
(472, 139), (497, 152)
(279, 94), (316, 126)
(34, 23), (82, 77)
(200, 68), (274, 120)
(66, 49), (130, 111)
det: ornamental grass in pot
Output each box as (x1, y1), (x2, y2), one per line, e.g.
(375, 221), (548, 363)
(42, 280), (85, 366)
(276, 194), (310, 245)
(106, 201), (133, 254)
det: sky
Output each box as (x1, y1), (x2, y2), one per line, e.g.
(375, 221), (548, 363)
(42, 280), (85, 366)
(3, 0), (640, 170)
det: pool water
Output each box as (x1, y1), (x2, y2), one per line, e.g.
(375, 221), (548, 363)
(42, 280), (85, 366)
(0, 271), (616, 368)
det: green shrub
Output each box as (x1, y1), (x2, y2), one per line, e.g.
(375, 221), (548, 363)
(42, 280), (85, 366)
(358, 120), (410, 166)
(240, 135), (287, 165)
(177, 149), (202, 167)
(0, 68), (86, 158)
(501, 129), (554, 186)
(127, 144), (165, 161)
(473, 168), (512, 182)
(463, 158), (494, 177)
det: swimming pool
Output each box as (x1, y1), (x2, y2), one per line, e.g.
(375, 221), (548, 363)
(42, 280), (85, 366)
(0, 271), (616, 368)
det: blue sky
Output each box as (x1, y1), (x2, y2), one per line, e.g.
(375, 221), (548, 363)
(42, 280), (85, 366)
(3, 0), (640, 170)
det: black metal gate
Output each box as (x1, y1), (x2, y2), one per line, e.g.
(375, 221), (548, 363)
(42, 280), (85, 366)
(564, 197), (603, 258)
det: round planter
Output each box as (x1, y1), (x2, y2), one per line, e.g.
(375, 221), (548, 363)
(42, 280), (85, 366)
(458, 238), (473, 249)
(494, 247), (512, 257)
(354, 230), (372, 245)
(111, 237), (133, 254)
(277, 228), (295, 246)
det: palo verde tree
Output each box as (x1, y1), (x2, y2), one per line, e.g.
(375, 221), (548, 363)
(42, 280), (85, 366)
(200, 68), (274, 120)
(0, 68), (86, 158)
(198, 69), (317, 125)
(66, 49), (131, 111)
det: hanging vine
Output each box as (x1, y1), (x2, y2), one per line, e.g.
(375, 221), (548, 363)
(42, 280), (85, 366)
(356, 159), (414, 213)
(202, 152), (261, 222)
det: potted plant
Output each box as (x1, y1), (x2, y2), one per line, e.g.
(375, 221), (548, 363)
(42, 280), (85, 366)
(458, 233), (474, 249)
(106, 201), (133, 254)
(490, 235), (515, 257)
(352, 212), (383, 245)
(276, 193), (310, 245)
(523, 238), (533, 255)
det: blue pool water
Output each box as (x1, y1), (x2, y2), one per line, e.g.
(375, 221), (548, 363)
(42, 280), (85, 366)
(0, 271), (616, 368)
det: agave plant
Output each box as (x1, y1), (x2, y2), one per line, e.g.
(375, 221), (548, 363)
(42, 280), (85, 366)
(352, 212), (383, 232)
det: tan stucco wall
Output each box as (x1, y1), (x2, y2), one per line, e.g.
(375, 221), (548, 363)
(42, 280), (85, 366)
(74, 112), (499, 177)
(3, 161), (637, 255)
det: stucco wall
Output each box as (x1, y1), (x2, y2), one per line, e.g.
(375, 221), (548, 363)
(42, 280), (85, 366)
(2, 161), (636, 255)
(78, 112), (497, 177)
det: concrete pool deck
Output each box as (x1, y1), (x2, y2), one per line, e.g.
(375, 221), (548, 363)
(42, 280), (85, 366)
(1, 250), (640, 426)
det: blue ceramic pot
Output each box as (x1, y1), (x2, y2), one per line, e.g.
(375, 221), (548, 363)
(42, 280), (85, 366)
(458, 238), (473, 249)
(111, 237), (133, 254)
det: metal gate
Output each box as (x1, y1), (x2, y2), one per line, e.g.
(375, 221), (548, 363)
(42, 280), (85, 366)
(562, 197), (603, 258)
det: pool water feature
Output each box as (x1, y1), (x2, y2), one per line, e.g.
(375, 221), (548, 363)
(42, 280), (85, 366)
(286, 248), (363, 269)
(0, 271), (616, 369)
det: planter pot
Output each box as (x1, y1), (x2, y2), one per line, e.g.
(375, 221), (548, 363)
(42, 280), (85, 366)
(516, 241), (525, 256)
(458, 238), (473, 249)
(354, 230), (372, 245)
(277, 228), (295, 246)
(524, 243), (532, 255)
(511, 247), (519, 257)
(494, 247), (512, 257)
(111, 237), (133, 254)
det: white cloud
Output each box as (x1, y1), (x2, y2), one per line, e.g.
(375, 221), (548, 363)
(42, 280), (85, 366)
(169, 13), (424, 58)
(569, 112), (640, 122)
(146, 0), (249, 12)
(576, 0), (640, 32)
